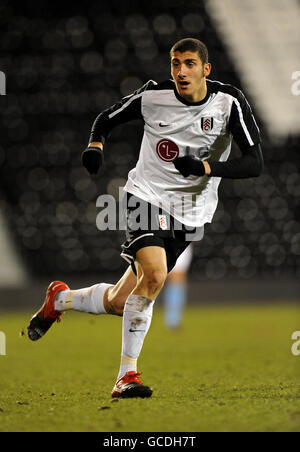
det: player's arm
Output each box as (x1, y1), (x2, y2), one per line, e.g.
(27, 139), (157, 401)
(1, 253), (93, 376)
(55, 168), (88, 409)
(204, 143), (263, 178)
(174, 89), (264, 179)
(173, 144), (263, 179)
(82, 80), (157, 174)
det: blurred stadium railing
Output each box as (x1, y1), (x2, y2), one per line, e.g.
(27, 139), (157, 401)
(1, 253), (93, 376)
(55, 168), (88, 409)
(0, 0), (299, 308)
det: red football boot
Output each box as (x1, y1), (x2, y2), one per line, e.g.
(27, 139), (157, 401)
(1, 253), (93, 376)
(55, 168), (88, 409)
(27, 281), (69, 341)
(111, 371), (153, 398)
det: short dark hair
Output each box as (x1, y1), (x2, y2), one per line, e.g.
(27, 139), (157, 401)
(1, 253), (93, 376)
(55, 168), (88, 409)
(170, 38), (208, 64)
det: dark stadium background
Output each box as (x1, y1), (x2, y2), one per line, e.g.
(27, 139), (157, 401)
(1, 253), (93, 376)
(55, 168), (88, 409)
(0, 0), (299, 309)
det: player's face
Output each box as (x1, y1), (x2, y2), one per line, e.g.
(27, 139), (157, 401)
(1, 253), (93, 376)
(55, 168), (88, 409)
(171, 51), (211, 102)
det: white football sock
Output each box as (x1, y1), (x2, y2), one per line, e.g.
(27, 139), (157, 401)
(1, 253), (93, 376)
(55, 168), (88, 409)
(54, 283), (113, 314)
(117, 294), (154, 381)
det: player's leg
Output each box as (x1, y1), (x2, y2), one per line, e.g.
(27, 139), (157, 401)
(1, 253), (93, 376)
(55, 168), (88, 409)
(133, 245), (168, 299)
(163, 244), (193, 329)
(27, 265), (137, 341)
(112, 245), (168, 398)
(55, 265), (137, 316)
(104, 265), (137, 315)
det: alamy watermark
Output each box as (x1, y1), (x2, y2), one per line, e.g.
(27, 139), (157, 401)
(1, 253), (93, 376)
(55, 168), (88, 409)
(0, 71), (6, 95)
(291, 331), (300, 356)
(291, 71), (300, 96)
(95, 189), (205, 241)
(0, 331), (6, 355)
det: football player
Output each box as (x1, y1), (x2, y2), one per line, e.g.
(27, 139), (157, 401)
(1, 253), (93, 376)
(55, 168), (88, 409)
(27, 38), (263, 399)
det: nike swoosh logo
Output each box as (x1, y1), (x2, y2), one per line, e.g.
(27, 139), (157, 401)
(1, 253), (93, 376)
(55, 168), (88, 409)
(129, 328), (146, 333)
(159, 122), (169, 127)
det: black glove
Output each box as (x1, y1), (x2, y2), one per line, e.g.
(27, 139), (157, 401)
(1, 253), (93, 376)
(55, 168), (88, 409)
(173, 155), (205, 177)
(81, 146), (104, 175)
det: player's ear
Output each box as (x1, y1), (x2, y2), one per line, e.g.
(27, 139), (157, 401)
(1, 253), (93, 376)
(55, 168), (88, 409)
(204, 63), (211, 77)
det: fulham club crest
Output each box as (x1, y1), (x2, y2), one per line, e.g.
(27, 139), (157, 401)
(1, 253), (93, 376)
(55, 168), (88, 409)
(201, 117), (214, 132)
(158, 215), (168, 230)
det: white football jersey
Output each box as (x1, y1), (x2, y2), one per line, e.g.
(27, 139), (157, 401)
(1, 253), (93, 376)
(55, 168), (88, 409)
(90, 79), (261, 227)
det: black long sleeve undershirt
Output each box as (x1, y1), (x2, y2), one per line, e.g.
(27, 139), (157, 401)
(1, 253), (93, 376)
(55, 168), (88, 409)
(208, 143), (264, 179)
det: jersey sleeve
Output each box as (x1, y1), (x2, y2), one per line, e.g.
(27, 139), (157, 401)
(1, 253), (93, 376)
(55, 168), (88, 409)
(89, 80), (157, 145)
(209, 143), (264, 178)
(228, 88), (261, 149)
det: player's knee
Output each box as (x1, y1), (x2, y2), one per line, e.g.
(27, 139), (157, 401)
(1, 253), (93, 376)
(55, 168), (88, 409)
(140, 266), (168, 292)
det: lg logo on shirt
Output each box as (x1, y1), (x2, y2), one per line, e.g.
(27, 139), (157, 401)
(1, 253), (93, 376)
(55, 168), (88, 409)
(156, 139), (211, 163)
(156, 139), (179, 162)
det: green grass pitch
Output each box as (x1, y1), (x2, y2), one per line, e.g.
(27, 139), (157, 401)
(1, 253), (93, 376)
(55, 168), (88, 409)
(0, 303), (299, 432)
